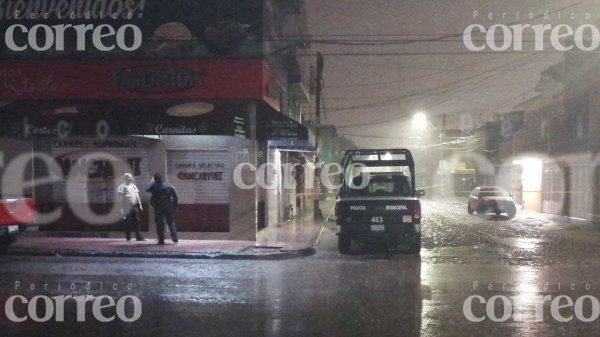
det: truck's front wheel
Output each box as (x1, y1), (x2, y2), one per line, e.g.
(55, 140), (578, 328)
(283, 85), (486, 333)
(506, 204), (517, 219)
(338, 235), (352, 254)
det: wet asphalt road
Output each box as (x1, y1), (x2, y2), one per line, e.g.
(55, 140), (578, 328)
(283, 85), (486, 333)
(1, 198), (600, 337)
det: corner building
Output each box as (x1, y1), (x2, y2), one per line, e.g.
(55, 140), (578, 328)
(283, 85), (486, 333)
(0, 0), (314, 240)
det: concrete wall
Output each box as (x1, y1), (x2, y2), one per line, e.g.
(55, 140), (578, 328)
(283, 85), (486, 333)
(0, 138), (34, 195)
(541, 152), (599, 221)
(26, 135), (259, 241)
(266, 149), (281, 227)
(147, 135), (258, 241)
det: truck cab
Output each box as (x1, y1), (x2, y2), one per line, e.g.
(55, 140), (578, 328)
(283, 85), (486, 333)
(335, 149), (423, 254)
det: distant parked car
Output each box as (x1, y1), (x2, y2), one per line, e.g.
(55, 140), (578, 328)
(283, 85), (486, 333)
(468, 187), (516, 219)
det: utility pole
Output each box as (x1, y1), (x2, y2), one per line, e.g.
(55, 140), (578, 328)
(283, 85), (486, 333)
(440, 114), (446, 197)
(314, 52), (324, 221)
(442, 113), (446, 138)
(315, 52), (323, 125)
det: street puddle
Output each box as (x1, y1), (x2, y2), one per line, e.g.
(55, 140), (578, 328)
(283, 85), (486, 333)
(496, 238), (544, 252)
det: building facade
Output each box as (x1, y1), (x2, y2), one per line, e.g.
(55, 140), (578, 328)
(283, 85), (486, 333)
(0, 0), (314, 239)
(483, 51), (600, 222)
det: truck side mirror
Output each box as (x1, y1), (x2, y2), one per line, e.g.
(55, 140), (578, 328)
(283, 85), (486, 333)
(416, 189), (425, 198)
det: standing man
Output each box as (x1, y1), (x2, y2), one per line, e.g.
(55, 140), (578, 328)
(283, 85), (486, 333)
(147, 174), (179, 245)
(117, 173), (146, 242)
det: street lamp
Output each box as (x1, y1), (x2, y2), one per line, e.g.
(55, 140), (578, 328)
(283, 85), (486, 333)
(412, 111), (443, 137)
(412, 112), (428, 131)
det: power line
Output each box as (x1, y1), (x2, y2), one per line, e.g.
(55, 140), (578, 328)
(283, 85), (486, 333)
(266, 38), (577, 45)
(309, 49), (600, 56)
(326, 53), (536, 114)
(327, 79), (538, 100)
(333, 63), (543, 131)
(405, 56), (548, 112)
(415, 52), (554, 112)
(328, 53), (547, 129)
(324, 53), (515, 89)
(312, 1), (589, 132)
(285, 0), (589, 38)
(325, 68), (451, 88)
(302, 1), (589, 57)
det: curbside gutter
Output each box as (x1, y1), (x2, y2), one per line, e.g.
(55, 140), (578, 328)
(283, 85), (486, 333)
(7, 246), (316, 260)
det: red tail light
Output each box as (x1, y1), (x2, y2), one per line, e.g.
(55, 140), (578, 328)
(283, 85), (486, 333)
(413, 204), (421, 220)
(26, 198), (36, 210)
(27, 199), (38, 223)
(0, 198), (37, 225)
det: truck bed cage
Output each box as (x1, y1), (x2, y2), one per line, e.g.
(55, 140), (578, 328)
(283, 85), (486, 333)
(341, 149), (415, 169)
(340, 149), (416, 196)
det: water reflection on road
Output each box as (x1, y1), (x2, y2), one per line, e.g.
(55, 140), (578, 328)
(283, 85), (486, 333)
(2, 199), (600, 336)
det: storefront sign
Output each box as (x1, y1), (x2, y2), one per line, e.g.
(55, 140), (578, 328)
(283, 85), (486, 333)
(52, 139), (138, 148)
(175, 162), (226, 181)
(0, 100), (252, 139)
(55, 151), (144, 180)
(115, 66), (200, 93)
(233, 115), (247, 138)
(50, 142), (152, 204)
(167, 150), (229, 204)
(0, 60), (271, 101)
(258, 115), (308, 141)
(153, 124), (207, 135)
(266, 119), (302, 140)
(177, 171), (224, 181)
(166, 150), (231, 232)
(2, 75), (67, 96)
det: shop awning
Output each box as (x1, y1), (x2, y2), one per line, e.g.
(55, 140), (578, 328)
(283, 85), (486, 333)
(0, 100), (250, 139)
(0, 100), (312, 143)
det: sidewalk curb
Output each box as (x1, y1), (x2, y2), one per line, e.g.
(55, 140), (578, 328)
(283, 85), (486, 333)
(7, 246), (316, 260)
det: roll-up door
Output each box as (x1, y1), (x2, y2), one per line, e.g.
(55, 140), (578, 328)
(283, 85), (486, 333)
(166, 150), (230, 232)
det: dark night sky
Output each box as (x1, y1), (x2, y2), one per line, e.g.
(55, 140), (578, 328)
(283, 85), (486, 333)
(305, 0), (596, 147)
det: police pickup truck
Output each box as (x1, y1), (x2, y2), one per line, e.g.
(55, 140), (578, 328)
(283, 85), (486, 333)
(335, 149), (424, 254)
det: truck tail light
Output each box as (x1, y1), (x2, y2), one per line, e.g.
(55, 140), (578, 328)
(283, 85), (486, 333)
(413, 204), (421, 220)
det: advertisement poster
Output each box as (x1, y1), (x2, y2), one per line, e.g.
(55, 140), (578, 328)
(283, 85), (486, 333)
(1, 1), (600, 337)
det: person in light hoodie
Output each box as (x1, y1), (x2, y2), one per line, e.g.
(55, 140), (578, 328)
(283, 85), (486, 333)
(117, 173), (146, 242)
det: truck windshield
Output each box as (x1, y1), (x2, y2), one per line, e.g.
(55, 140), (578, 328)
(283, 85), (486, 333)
(347, 174), (412, 197)
(479, 189), (509, 197)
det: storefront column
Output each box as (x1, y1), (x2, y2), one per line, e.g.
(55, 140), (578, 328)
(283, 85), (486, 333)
(246, 103), (260, 234)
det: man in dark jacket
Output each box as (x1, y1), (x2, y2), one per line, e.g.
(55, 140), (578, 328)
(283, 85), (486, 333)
(147, 174), (179, 245)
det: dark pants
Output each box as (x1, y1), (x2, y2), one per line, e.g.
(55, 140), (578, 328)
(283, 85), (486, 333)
(124, 206), (143, 241)
(155, 208), (178, 242)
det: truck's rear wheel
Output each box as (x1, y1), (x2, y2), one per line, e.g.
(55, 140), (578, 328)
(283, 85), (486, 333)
(408, 235), (421, 255)
(338, 235), (352, 254)
(0, 237), (11, 255)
